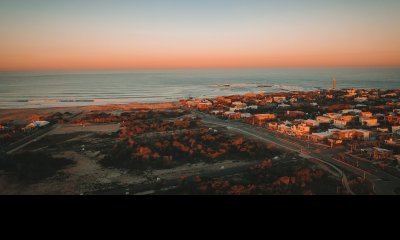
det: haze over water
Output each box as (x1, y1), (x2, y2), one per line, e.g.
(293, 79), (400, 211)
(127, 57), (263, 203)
(0, 68), (399, 109)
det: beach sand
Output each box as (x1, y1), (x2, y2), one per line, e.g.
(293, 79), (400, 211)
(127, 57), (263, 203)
(0, 102), (178, 124)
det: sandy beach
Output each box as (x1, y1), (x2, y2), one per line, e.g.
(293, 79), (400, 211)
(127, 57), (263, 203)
(0, 102), (178, 124)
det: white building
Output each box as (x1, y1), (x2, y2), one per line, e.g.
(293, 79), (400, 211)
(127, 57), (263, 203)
(277, 103), (291, 109)
(247, 105), (259, 110)
(341, 109), (362, 115)
(26, 121), (50, 129)
(240, 113), (252, 118)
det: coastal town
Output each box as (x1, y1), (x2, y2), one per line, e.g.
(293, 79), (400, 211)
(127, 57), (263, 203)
(0, 81), (399, 195)
(181, 82), (400, 190)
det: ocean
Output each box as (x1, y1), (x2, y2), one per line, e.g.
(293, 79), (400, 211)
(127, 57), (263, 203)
(0, 68), (399, 109)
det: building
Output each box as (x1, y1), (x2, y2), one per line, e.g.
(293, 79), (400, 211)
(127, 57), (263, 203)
(324, 113), (342, 120)
(232, 101), (247, 108)
(345, 89), (357, 96)
(385, 115), (400, 125)
(392, 126), (400, 134)
(216, 96), (232, 104)
(341, 115), (354, 122)
(304, 119), (320, 127)
(268, 122), (278, 130)
(229, 107), (246, 112)
(355, 104), (368, 109)
(251, 114), (276, 125)
(278, 123), (291, 133)
(334, 129), (356, 140)
(240, 113), (252, 118)
(355, 129), (371, 140)
(332, 78), (337, 90)
(223, 111), (241, 119)
(263, 97), (273, 104)
(341, 109), (361, 115)
(277, 103), (291, 109)
(316, 116), (332, 124)
(198, 102), (213, 110)
(311, 131), (333, 142)
(273, 96), (286, 103)
(333, 118), (348, 129)
(354, 97), (368, 103)
(210, 110), (224, 115)
(360, 112), (373, 118)
(286, 111), (305, 118)
(25, 121), (50, 129)
(325, 94), (334, 99)
(244, 93), (257, 98)
(247, 105), (258, 110)
(372, 148), (393, 161)
(254, 114), (276, 121)
(385, 138), (400, 147)
(377, 128), (389, 133)
(184, 101), (197, 108)
(360, 117), (379, 127)
(291, 124), (310, 136)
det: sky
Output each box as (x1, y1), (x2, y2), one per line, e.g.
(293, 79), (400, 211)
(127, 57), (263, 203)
(1, 0), (400, 71)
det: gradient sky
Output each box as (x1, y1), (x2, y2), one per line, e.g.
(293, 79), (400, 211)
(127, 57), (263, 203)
(1, 0), (400, 70)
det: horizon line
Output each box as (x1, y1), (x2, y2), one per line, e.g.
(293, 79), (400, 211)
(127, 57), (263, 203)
(1, 65), (400, 73)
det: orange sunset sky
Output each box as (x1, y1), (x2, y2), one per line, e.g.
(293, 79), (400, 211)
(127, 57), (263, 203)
(1, 0), (400, 71)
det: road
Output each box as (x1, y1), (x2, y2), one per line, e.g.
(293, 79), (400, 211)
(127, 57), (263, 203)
(198, 112), (400, 195)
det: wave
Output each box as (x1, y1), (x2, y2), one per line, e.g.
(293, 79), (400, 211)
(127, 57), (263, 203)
(272, 84), (307, 91)
(211, 83), (274, 89)
(27, 99), (95, 103)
